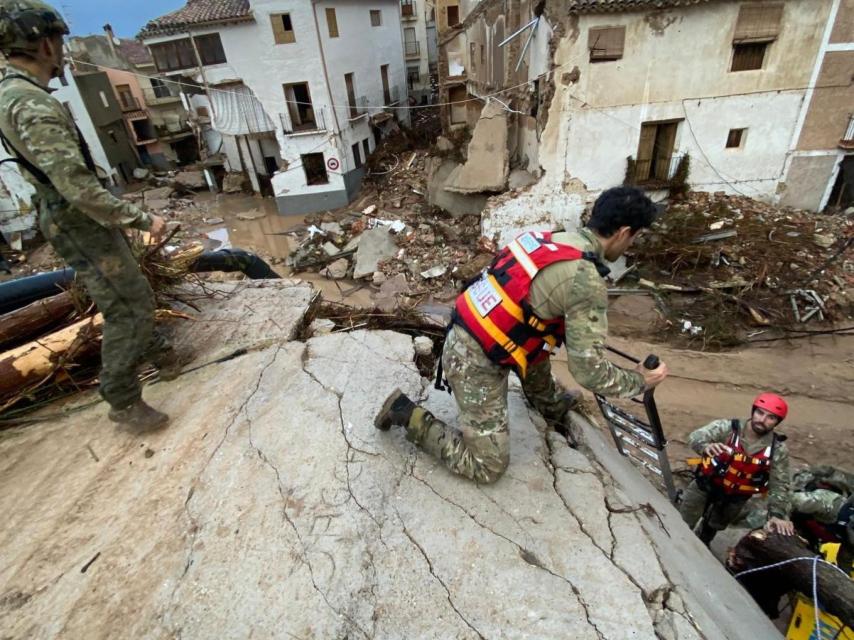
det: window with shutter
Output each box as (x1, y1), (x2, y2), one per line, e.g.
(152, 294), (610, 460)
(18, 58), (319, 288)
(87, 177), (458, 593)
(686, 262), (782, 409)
(588, 26), (625, 62)
(194, 33), (226, 66)
(733, 4), (783, 43)
(271, 13), (295, 44)
(326, 8), (339, 38)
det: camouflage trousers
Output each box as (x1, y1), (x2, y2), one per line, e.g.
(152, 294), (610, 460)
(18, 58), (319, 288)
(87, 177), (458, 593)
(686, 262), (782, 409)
(39, 200), (169, 410)
(679, 480), (749, 533)
(405, 326), (573, 484)
(791, 489), (847, 524)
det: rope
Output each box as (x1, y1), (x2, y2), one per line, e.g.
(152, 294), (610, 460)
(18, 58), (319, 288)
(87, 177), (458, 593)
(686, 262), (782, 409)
(734, 555), (851, 637)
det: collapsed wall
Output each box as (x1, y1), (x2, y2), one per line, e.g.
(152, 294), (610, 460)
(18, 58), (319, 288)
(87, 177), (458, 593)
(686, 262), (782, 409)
(0, 280), (780, 639)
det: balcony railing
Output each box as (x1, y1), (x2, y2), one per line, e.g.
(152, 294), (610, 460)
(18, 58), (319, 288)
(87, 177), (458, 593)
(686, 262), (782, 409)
(118, 95), (141, 112)
(348, 96), (369, 120)
(405, 40), (421, 58)
(401, 0), (416, 20)
(840, 114), (854, 150)
(142, 86), (182, 105)
(279, 106), (329, 135)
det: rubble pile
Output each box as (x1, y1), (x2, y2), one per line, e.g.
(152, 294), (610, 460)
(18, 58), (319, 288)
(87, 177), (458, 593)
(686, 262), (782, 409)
(632, 192), (854, 346)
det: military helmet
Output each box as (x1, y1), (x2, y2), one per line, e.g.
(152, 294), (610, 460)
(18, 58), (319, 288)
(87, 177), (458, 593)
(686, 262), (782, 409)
(0, 0), (69, 55)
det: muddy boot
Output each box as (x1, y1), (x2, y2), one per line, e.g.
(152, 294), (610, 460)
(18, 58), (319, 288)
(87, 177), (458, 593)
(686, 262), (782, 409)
(109, 400), (169, 433)
(375, 388), (416, 431)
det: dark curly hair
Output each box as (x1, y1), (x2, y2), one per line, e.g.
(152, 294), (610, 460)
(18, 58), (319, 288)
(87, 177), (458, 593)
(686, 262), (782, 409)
(586, 187), (658, 237)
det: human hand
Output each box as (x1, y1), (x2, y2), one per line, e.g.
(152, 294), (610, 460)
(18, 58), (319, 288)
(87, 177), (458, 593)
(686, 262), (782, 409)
(638, 361), (668, 389)
(703, 442), (730, 457)
(765, 517), (795, 536)
(149, 214), (167, 242)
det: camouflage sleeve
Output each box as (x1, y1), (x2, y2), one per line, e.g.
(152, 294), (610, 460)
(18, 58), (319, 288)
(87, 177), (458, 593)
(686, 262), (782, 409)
(686, 419), (733, 455)
(10, 94), (152, 230)
(767, 442), (792, 519)
(562, 266), (645, 398)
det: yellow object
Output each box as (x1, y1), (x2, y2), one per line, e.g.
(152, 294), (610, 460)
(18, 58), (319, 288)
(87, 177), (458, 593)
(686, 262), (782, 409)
(785, 594), (853, 640)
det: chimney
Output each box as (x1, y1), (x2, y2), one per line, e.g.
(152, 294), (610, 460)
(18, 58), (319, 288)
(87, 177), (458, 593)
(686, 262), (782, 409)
(103, 23), (119, 59)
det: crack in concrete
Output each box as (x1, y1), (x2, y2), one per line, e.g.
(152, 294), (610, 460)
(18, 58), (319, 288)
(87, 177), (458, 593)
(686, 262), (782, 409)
(407, 469), (605, 640)
(396, 509), (487, 640)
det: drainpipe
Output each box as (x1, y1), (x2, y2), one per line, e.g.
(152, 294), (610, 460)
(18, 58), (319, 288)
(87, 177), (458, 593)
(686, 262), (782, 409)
(310, 1), (343, 147)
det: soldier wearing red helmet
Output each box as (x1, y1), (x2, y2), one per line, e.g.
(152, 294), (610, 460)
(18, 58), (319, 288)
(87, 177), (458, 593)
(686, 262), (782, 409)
(679, 392), (794, 545)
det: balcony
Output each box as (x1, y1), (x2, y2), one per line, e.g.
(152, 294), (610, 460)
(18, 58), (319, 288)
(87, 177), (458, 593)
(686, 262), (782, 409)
(405, 40), (421, 58)
(348, 96), (369, 121)
(142, 86), (183, 106)
(279, 106), (329, 136)
(840, 114), (854, 150)
(401, 0), (416, 20)
(118, 95), (141, 112)
(154, 122), (194, 142)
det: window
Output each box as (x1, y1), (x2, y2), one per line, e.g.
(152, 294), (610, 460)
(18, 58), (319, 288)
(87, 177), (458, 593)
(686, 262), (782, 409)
(726, 128), (746, 148)
(731, 42), (767, 71)
(271, 13), (295, 44)
(449, 85), (467, 124)
(401, 0), (415, 19)
(326, 8), (339, 38)
(470, 43), (477, 74)
(635, 121), (680, 182)
(730, 3), (782, 72)
(263, 156), (278, 175)
(150, 77), (171, 99)
(99, 91), (110, 108)
(588, 26), (625, 62)
(107, 129), (118, 143)
(283, 82), (317, 131)
(362, 139), (370, 160)
(150, 38), (196, 72)
(302, 153), (328, 185)
(381, 64), (391, 105)
(370, 10), (382, 26)
(194, 33), (226, 66)
(407, 65), (420, 89)
(404, 27), (418, 57)
(345, 72), (359, 118)
(447, 4), (460, 27)
(352, 142), (363, 169)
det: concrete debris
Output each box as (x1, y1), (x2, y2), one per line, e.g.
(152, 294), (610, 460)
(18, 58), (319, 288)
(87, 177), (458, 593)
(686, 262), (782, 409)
(362, 204), (377, 215)
(204, 217), (224, 225)
(143, 186), (174, 204)
(444, 100), (509, 194)
(0, 282), (780, 639)
(427, 159), (490, 217)
(435, 135), (454, 152)
(353, 227), (398, 279)
(413, 335), (434, 356)
(174, 170), (207, 190)
(508, 169), (536, 190)
(372, 271), (387, 285)
(222, 172), (246, 194)
(420, 265), (447, 279)
(320, 222), (343, 236)
(132, 168), (150, 180)
(236, 209), (267, 221)
(812, 233), (834, 249)
(320, 258), (349, 280)
(308, 317), (336, 336)
(321, 242), (340, 257)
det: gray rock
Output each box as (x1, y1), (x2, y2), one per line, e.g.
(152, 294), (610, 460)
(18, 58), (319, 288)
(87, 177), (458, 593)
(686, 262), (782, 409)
(371, 271), (387, 285)
(133, 167), (151, 180)
(222, 172), (246, 194)
(343, 235), (362, 253)
(320, 258), (349, 280)
(175, 170), (207, 190)
(436, 135), (454, 152)
(143, 186), (173, 203)
(508, 169), (536, 190)
(309, 318), (336, 336)
(320, 222), (343, 236)
(413, 336), (433, 356)
(321, 242), (340, 257)
(353, 227), (397, 279)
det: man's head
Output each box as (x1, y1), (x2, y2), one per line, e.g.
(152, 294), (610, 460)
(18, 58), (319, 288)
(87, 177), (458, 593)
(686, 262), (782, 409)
(0, 0), (69, 78)
(587, 186), (658, 261)
(749, 392), (788, 435)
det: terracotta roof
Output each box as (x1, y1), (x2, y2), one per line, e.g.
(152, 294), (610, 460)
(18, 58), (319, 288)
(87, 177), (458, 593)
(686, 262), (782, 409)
(118, 38), (153, 66)
(138, 0), (252, 38)
(569, 0), (717, 11)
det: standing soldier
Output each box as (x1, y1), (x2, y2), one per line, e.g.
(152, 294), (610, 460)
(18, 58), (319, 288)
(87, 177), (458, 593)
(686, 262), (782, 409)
(375, 186), (669, 483)
(680, 393), (795, 544)
(0, 0), (176, 431)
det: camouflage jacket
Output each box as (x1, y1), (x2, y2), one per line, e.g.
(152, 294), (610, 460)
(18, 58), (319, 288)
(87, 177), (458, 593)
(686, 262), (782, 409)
(793, 464), (853, 496)
(0, 65), (151, 230)
(528, 228), (645, 398)
(688, 418), (792, 519)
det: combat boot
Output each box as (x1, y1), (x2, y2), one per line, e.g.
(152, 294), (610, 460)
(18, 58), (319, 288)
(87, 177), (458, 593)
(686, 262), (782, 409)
(109, 400), (169, 433)
(374, 388), (416, 431)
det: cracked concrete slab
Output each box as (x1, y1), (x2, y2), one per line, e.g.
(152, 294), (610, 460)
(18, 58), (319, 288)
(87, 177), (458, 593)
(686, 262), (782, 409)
(445, 100), (509, 194)
(0, 284), (781, 639)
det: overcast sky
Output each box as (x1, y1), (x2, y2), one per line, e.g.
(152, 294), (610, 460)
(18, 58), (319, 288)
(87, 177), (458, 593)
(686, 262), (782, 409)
(58, 0), (183, 38)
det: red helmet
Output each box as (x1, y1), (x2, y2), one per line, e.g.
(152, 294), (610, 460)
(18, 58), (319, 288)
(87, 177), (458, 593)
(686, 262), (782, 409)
(753, 392), (788, 420)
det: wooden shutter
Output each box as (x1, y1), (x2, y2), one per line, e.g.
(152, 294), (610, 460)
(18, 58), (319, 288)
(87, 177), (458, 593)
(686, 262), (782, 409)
(635, 124), (657, 182)
(326, 8), (339, 38)
(733, 4), (783, 43)
(271, 14), (295, 44)
(589, 26), (625, 61)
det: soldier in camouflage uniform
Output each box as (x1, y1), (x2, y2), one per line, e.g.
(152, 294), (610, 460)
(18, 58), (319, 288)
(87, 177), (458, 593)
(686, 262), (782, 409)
(0, 0), (175, 431)
(790, 465), (853, 545)
(375, 187), (668, 483)
(680, 393), (795, 544)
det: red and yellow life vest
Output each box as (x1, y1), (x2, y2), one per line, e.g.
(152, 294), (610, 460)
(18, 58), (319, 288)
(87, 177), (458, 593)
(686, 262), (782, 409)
(698, 420), (777, 496)
(451, 230), (604, 378)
